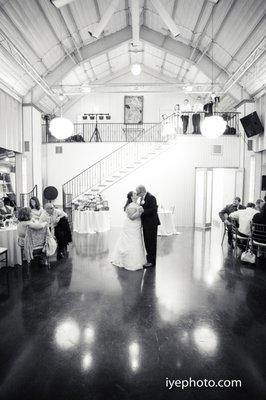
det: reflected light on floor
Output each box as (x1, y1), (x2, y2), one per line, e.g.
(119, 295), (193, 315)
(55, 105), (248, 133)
(193, 325), (218, 355)
(82, 352), (93, 371)
(84, 325), (95, 344)
(129, 341), (140, 372)
(55, 319), (80, 350)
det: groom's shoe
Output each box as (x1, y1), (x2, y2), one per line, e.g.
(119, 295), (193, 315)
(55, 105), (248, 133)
(143, 262), (154, 269)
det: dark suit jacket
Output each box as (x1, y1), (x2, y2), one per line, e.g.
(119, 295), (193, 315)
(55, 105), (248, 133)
(219, 204), (245, 221)
(141, 192), (160, 228)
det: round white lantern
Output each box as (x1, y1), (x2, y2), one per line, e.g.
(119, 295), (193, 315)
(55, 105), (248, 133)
(131, 63), (142, 76)
(50, 116), (74, 139)
(201, 116), (227, 139)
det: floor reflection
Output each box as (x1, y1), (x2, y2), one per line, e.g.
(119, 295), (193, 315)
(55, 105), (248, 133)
(73, 232), (109, 258)
(1, 227), (266, 399)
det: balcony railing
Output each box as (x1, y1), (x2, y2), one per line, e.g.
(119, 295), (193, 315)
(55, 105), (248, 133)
(43, 111), (240, 143)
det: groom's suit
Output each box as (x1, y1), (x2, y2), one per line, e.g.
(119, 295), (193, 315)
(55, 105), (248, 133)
(140, 192), (160, 267)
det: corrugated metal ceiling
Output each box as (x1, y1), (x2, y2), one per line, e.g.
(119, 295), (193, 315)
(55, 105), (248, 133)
(0, 0), (264, 112)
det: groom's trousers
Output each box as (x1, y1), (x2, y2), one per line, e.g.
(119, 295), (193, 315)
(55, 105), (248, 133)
(143, 225), (158, 266)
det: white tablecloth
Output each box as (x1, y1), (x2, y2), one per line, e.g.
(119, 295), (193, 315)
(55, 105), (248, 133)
(158, 211), (178, 236)
(0, 226), (22, 267)
(73, 210), (111, 234)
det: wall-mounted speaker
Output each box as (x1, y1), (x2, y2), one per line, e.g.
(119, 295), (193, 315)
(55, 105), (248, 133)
(240, 111), (264, 137)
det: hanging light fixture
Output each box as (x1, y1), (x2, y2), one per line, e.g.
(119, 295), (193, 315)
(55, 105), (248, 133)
(131, 63), (141, 76)
(201, 6), (226, 139)
(49, 114), (74, 139)
(50, 22), (74, 140)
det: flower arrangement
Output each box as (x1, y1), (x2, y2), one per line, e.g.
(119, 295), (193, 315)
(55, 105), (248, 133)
(73, 193), (109, 211)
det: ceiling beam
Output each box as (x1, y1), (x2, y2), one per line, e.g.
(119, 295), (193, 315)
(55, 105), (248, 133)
(32, 26), (250, 106)
(131, 0), (141, 46)
(88, 0), (120, 39)
(139, 26), (249, 101)
(150, 0), (180, 37)
(32, 27), (132, 102)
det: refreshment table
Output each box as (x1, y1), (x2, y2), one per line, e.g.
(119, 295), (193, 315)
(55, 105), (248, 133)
(73, 210), (111, 234)
(0, 226), (22, 267)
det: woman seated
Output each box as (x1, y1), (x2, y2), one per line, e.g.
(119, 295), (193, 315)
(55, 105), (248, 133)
(17, 207), (47, 247)
(29, 196), (43, 220)
(40, 203), (72, 259)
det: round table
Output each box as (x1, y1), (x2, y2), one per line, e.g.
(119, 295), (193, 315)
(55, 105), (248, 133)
(0, 226), (22, 267)
(158, 210), (178, 236)
(73, 210), (111, 234)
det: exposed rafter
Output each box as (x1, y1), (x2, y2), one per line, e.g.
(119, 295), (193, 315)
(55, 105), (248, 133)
(223, 37), (265, 94)
(0, 28), (59, 107)
(150, 0), (180, 37)
(88, 0), (120, 39)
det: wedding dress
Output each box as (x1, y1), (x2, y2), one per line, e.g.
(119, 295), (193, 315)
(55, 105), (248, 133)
(111, 203), (146, 271)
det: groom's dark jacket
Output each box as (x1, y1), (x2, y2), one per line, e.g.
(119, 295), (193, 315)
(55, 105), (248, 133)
(141, 192), (160, 228)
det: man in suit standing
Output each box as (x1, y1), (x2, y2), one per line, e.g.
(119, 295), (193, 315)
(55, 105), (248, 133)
(136, 185), (160, 268)
(219, 197), (245, 245)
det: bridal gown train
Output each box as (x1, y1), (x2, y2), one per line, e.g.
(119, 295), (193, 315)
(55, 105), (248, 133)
(111, 203), (146, 271)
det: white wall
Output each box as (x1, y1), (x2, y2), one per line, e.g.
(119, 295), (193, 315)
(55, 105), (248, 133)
(43, 136), (241, 227)
(42, 142), (122, 203)
(64, 92), (189, 123)
(0, 89), (22, 152)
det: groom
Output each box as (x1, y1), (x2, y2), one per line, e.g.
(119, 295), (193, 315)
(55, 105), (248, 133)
(136, 185), (160, 268)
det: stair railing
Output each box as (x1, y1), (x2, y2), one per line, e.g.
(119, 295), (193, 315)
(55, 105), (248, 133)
(20, 185), (38, 207)
(62, 113), (176, 210)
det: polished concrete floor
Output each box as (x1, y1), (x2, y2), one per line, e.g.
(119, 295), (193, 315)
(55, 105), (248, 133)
(0, 227), (266, 400)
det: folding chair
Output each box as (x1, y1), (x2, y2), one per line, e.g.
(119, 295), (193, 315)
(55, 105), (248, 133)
(231, 222), (249, 258)
(250, 223), (266, 259)
(23, 226), (50, 268)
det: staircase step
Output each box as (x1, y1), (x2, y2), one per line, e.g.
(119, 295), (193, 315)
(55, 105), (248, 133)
(91, 188), (100, 192)
(112, 175), (121, 178)
(133, 161), (142, 164)
(105, 179), (114, 182)
(126, 166), (135, 169)
(98, 184), (107, 187)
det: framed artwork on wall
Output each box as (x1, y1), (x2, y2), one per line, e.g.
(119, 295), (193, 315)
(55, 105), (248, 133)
(124, 96), (144, 124)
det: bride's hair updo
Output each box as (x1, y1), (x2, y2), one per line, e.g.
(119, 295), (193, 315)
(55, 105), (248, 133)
(124, 191), (133, 211)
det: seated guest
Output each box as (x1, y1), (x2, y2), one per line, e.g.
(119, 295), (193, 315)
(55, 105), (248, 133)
(255, 199), (264, 211)
(29, 196), (43, 220)
(17, 207), (47, 247)
(219, 197), (245, 245)
(40, 203), (72, 259)
(230, 203), (258, 238)
(0, 198), (13, 217)
(252, 203), (266, 246)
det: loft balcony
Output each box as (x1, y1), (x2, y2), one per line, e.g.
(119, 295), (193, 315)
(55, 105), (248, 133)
(42, 112), (240, 144)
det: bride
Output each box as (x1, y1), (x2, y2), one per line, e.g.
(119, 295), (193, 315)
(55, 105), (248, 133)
(111, 191), (146, 271)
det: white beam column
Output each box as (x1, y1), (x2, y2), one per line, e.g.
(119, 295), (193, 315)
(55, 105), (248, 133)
(89, 0), (120, 39)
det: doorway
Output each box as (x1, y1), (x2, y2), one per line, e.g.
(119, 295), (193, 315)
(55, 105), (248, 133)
(194, 168), (244, 229)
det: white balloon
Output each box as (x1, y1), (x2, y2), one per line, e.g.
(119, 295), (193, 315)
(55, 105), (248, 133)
(50, 116), (74, 139)
(201, 116), (227, 139)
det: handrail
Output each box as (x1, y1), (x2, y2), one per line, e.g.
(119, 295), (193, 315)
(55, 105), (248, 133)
(63, 114), (174, 186)
(62, 110), (240, 209)
(20, 185), (38, 207)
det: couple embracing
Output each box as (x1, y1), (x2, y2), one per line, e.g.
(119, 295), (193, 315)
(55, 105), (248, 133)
(112, 185), (160, 271)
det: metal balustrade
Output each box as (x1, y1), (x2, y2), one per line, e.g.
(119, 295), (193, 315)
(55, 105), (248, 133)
(20, 185), (38, 207)
(62, 111), (240, 210)
(43, 111), (239, 143)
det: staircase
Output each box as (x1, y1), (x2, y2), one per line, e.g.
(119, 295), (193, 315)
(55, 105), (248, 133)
(62, 114), (176, 210)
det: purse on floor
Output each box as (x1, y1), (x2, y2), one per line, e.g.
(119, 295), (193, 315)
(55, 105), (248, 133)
(240, 249), (255, 264)
(43, 229), (57, 256)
